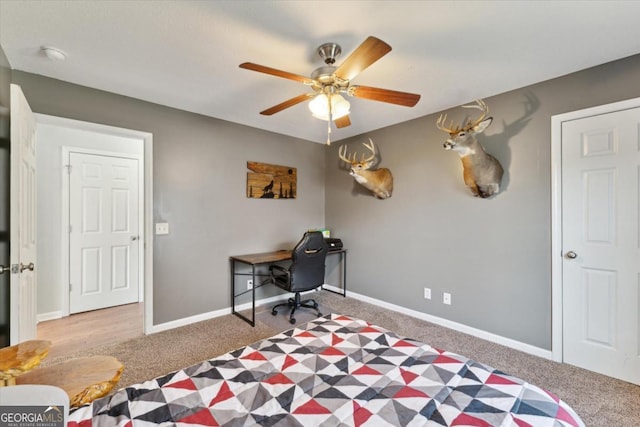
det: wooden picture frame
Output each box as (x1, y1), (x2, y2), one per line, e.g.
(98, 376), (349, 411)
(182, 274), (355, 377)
(247, 161), (296, 199)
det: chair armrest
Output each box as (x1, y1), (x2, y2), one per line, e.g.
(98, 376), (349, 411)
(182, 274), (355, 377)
(269, 264), (288, 274)
(269, 264), (290, 282)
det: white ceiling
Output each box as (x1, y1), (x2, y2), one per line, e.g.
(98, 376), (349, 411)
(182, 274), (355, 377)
(2, 1), (640, 144)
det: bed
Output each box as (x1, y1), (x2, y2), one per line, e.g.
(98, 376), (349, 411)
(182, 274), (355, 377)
(68, 314), (584, 426)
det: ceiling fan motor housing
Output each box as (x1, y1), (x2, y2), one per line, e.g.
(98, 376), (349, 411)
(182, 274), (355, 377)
(311, 66), (338, 84)
(317, 43), (341, 65)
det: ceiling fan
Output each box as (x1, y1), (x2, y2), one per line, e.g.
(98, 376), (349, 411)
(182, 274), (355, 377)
(239, 36), (421, 129)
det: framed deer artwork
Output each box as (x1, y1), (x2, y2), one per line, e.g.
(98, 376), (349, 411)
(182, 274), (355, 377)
(246, 161), (297, 199)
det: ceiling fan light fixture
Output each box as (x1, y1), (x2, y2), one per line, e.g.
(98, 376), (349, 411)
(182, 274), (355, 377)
(309, 94), (350, 121)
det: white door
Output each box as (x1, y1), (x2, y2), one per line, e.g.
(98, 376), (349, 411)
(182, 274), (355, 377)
(9, 84), (37, 344)
(69, 152), (140, 313)
(561, 106), (640, 385)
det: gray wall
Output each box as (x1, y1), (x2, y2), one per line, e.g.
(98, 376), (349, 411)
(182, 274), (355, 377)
(0, 45), (11, 345)
(12, 71), (326, 325)
(9, 52), (640, 349)
(325, 53), (640, 350)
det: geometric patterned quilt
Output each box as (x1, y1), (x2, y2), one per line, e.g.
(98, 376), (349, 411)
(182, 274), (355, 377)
(67, 314), (584, 426)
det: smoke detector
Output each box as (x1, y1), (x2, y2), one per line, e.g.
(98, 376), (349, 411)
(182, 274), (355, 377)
(40, 46), (67, 61)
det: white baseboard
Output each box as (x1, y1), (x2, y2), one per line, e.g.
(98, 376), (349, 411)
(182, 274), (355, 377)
(323, 285), (553, 360)
(37, 311), (64, 323)
(147, 294), (289, 334)
(148, 285), (551, 361)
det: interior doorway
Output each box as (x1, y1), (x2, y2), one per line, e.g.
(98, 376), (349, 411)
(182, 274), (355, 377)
(551, 97), (640, 385)
(34, 114), (154, 338)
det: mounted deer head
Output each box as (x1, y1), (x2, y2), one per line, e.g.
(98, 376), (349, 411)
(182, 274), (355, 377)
(338, 139), (393, 199)
(436, 99), (504, 198)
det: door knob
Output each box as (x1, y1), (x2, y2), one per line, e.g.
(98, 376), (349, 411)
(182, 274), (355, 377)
(565, 251), (578, 259)
(0, 265), (9, 274)
(19, 262), (35, 272)
(131, 236), (138, 241)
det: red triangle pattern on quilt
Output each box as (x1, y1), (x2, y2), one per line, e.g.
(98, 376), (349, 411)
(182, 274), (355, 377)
(178, 408), (220, 426)
(452, 412), (493, 426)
(209, 381), (234, 406)
(352, 401), (374, 426)
(293, 399), (331, 414)
(281, 354), (298, 370)
(486, 373), (519, 385)
(166, 377), (198, 390)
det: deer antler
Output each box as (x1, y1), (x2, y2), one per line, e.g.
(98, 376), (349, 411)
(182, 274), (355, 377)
(339, 139), (377, 165)
(436, 99), (489, 134)
(461, 99), (489, 130)
(361, 138), (377, 163)
(436, 113), (459, 134)
(338, 144), (355, 163)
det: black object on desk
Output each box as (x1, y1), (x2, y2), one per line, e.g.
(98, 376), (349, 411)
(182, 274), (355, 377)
(230, 248), (347, 326)
(325, 238), (343, 250)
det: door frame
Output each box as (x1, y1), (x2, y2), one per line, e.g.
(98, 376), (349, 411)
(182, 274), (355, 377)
(63, 148), (144, 314)
(550, 96), (640, 362)
(35, 114), (155, 335)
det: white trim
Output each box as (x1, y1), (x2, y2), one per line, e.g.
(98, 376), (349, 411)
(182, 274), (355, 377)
(550, 97), (640, 363)
(34, 114), (154, 335)
(143, 138), (153, 335)
(36, 311), (64, 323)
(330, 286), (553, 360)
(147, 294), (288, 334)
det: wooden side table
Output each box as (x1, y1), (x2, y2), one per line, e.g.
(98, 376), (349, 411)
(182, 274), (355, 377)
(16, 355), (124, 407)
(0, 340), (52, 386)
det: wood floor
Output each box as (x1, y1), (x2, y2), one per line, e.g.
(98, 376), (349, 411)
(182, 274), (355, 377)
(37, 303), (144, 359)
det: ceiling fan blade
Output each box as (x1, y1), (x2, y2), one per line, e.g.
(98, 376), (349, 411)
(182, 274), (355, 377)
(334, 115), (351, 128)
(334, 36), (392, 81)
(349, 85), (421, 107)
(239, 62), (314, 84)
(260, 93), (313, 116)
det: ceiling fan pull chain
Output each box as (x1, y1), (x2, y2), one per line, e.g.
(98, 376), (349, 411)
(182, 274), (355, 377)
(326, 93), (333, 145)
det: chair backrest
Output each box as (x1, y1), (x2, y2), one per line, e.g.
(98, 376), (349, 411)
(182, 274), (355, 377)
(288, 231), (329, 292)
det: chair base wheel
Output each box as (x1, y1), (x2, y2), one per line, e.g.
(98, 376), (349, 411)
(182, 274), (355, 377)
(271, 295), (322, 325)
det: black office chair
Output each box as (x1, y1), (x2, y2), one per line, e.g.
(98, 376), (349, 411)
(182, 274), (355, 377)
(270, 231), (329, 324)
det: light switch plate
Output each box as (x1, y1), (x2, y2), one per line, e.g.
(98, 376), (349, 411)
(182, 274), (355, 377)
(155, 222), (169, 235)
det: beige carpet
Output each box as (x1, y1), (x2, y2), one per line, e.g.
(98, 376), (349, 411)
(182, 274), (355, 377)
(256, 299), (330, 331)
(46, 292), (640, 426)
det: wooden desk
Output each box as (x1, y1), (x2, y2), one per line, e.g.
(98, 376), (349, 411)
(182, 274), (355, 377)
(230, 249), (347, 326)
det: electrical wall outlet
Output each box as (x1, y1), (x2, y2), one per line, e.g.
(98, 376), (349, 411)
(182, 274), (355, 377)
(443, 292), (452, 305)
(423, 287), (431, 300)
(155, 222), (169, 235)
(247, 279), (253, 290)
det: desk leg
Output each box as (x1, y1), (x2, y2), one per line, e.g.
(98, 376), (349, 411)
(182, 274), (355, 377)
(251, 264), (256, 326)
(342, 250), (347, 297)
(322, 250), (347, 297)
(231, 259), (256, 327)
(231, 259), (236, 315)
